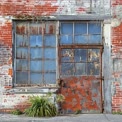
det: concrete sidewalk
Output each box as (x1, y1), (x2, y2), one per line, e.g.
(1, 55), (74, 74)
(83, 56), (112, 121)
(0, 114), (122, 122)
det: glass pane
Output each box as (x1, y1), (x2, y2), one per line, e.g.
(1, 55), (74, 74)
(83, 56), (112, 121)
(16, 60), (28, 71)
(61, 49), (74, 62)
(87, 62), (100, 75)
(16, 72), (28, 84)
(44, 48), (56, 59)
(89, 35), (102, 44)
(16, 35), (28, 47)
(61, 23), (73, 34)
(30, 48), (42, 59)
(75, 63), (86, 75)
(88, 49), (100, 62)
(30, 61), (42, 72)
(75, 35), (88, 44)
(44, 73), (56, 84)
(88, 23), (101, 34)
(44, 35), (56, 47)
(60, 35), (73, 44)
(30, 73), (42, 84)
(74, 23), (87, 34)
(16, 48), (28, 59)
(61, 63), (74, 75)
(44, 61), (56, 71)
(30, 35), (42, 47)
(74, 49), (87, 62)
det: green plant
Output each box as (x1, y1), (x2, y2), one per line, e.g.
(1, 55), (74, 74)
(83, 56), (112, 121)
(56, 94), (65, 103)
(75, 110), (81, 114)
(112, 111), (122, 115)
(24, 96), (57, 117)
(11, 109), (23, 115)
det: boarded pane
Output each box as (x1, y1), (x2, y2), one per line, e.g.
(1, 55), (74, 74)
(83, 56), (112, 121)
(89, 35), (102, 43)
(44, 48), (56, 59)
(16, 35), (28, 47)
(44, 35), (56, 47)
(16, 48), (28, 59)
(30, 35), (42, 47)
(75, 63), (86, 75)
(30, 73), (42, 84)
(75, 49), (87, 62)
(61, 63), (74, 75)
(30, 61), (42, 72)
(44, 61), (56, 71)
(87, 63), (100, 75)
(16, 60), (28, 71)
(30, 48), (42, 59)
(88, 49), (100, 62)
(44, 23), (56, 34)
(44, 73), (56, 84)
(61, 23), (73, 34)
(61, 49), (74, 62)
(88, 23), (101, 34)
(74, 23), (87, 34)
(75, 35), (88, 44)
(60, 35), (73, 44)
(16, 72), (28, 84)
(16, 23), (27, 34)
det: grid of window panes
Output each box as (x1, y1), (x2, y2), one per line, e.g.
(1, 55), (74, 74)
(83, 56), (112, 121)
(15, 22), (56, 85)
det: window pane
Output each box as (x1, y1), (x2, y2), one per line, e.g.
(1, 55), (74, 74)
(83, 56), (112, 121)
(60, 35), (73, 44)
(44, 61), (56, 71)
(44, 73), (56, 84)
(88, 23), (101, 34)
(74, 49), (87, 62)
(44, 48), (56, 59)
(74, 23), (87, 34)
(88, 49), (100, 62)
(89, 35), (102, 44)
(16, 60), (28, 71)
(30, 73), (42, 84)
(44, 23), (56, 34)
(16, 48), (28, 59)
(75, 35), (88, 44)
(30, 61), (42, 72)
(87, 62), (100, 75)
(61, 63), (74, 75)
(16, 35), (28, 47)
(30, 35), (42, 47)
(75, 63), (86, 75)
(61, 49), (74, 62)
(16, 72), (28, 84)
(61, 23), (73, 34)
(44, 35), (56, 47)
(30, 48), (42, 59)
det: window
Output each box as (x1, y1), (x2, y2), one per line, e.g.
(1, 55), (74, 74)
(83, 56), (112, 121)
(59, 22), (102, 77)
(14, 21), (57, 85)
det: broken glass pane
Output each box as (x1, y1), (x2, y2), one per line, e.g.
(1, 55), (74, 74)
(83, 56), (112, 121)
(30, 73), (42, 84)
(30, 48), (42, 59)
(44, 48), (56, 59)
(88, 49), (100, 62)
(30, 35), (42, 47)
(75, 63), (86, 75)
(44, 73), (56, 84)
(60, 35), (73, 44)
(30, 61), (42, 72)
(16, 72), (28, 84)
(75, 35), (88, 44)
(74, 49), (87, 62)
(88, 23), (101, 34)
(87, 62), (100, 75)
(44, 35), (56, 47)
(44, 60), (56, 71)
(74, 23), (87, 34)
(61, 23), (73, 34)
(16, 48), (28, 59)
(61, 63), (74, 75)
(16, 60), (28, 71)
(61, 49), (74, 62)
(89, 35), (102, 44)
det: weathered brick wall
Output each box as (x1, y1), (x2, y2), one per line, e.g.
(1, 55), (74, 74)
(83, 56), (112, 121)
(111, 0), (122, 112)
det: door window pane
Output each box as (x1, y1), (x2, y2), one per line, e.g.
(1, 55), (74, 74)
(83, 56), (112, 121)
(89, 35), (102, 44)
(75, 63), (86, 75)
(75, 35), (88, 44)
(60, 35), (73, 44)
(61, 23), (73, 34)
